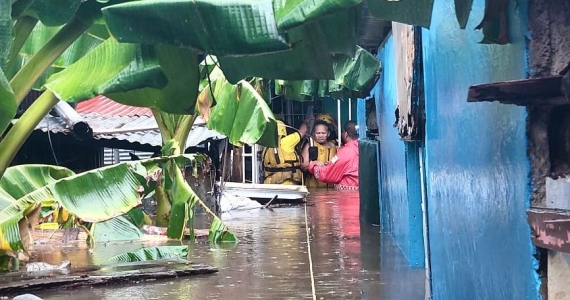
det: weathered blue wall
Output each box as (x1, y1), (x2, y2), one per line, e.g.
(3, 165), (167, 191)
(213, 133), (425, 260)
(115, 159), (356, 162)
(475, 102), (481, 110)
(372, 36), (425, 267)
(422, 0), (540, 299)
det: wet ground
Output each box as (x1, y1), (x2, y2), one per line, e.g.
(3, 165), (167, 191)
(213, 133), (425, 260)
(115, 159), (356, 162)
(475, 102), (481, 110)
(18, 190), (425, 300)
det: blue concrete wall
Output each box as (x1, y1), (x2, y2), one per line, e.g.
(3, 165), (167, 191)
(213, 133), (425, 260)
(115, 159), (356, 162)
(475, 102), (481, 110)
(372, 36), (425, 267)
(422, 0), (540, 299)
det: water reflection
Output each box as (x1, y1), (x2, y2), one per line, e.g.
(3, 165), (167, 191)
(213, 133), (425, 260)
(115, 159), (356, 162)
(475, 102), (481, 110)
(25, 190), (423, 300)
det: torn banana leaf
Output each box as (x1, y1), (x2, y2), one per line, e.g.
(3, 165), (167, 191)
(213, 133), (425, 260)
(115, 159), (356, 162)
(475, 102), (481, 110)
(91, 215), (143, 243)
(102, 0), (288, 56)
(0, 163), (142, 252)
(209, 216), (238, 243)
(108, 246), (189, 263)
(366, 0), (435, 28)
(198, 77), (278, 148)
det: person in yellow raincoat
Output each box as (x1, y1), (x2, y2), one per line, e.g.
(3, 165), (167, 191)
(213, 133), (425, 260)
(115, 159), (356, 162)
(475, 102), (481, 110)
(262, 118), (311, 185)
(300, 118), (338, 189)
(316, 113), (339, 146)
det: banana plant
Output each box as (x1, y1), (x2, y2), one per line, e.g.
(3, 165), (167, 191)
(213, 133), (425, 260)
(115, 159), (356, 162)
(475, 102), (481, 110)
(0, 153), (237, 270)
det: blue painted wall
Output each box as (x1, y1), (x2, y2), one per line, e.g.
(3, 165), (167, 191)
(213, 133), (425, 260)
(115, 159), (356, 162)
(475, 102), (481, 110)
(422, 0), (539, 299)
(372, 36), (425, 267)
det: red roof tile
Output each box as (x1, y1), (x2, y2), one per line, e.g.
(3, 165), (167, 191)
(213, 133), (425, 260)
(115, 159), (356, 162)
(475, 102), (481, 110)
(76, 95), (153, 117)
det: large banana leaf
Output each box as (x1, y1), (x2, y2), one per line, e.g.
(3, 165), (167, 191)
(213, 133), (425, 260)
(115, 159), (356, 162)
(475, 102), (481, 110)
(0, 0), (11, 68)
(218, 23), (333, 84)
(273, 0), (362, 30)
(0, 164), (75, 200)
(275, 47), (381, 101)
(102, 0), (288, 56)
(366, 0), (435, 28)
(455, 0), (474, 29)
(16, 0), (84, 26)
(218, 7), (358, 84)
(475, 0), (510, 45)
(199, 77), (278, 147)
(44, 38), (200, 114)
(108, 246), (188, 263)
(332, 46), (381, 93)
(0, 189), (16, 211)
(8, 21), (104, 87)
(91, 215), (143, 243)
(0, 163), (142, 252)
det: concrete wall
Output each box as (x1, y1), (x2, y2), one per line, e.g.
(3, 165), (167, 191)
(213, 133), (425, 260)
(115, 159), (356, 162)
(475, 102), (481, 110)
(526, 1), (570, 298)
(421, 0), (539, 299)
(373, 36), (425, 267)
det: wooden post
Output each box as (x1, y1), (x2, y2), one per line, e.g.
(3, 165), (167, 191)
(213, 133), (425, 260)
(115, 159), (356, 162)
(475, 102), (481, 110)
(231, 147), (243, 183)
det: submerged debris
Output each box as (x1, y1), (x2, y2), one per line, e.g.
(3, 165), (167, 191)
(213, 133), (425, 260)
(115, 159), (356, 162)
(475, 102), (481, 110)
(26, 260), (71, 274)
(13, 294), (44, 300)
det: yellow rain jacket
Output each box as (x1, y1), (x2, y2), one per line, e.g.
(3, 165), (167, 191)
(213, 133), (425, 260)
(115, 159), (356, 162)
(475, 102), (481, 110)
(263, 123), (303, 185)
(305, 138), (337, 189)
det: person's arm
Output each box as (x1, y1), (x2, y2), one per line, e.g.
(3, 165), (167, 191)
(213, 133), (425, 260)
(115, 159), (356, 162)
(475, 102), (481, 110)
(300, 143), (310, 171)
(280, 132), (301, 153)
(298, 115), (315, 138)
(307, 152), (347, 184)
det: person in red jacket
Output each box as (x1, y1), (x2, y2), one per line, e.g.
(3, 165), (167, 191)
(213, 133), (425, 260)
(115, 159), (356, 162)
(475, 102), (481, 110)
(307, 121), (359, 190)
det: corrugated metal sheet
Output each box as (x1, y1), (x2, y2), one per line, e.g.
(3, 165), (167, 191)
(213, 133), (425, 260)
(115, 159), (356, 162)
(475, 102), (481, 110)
(103, 148), (153, 165)
(35, 113), (225, 149)
(76, 95), (153, 117)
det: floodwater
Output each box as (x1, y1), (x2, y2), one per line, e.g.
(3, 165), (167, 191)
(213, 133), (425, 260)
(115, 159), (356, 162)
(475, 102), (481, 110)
(13, 190), (424, 300)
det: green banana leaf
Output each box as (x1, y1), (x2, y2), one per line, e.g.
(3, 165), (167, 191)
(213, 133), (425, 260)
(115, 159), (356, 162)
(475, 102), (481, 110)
(102, 0), (288, 56)
(0, 68), (16, 141)
(16, 0), (84, 26)
(198, 56), (224, 93)
(91, 215), (143, 243)
(108, 246), (188, 262)
(166, 162), (197, 240)
(218, 23), (334, 84)
(0, 164), (74, 200)
(275, 47), (380, 101)
(332, 46), (381, 93)
(44, 38), (200, 114)
(218, 8), (359, 84)
(0, 163), (142, 252)
(131, 153), (236, 243)
(0, 189), (16, 211)
(199, 77), (278, 147)
(455, 0), (474, 29)
(209, 216), (237, 243)
(476, 0), (510, 45)
(8, 21), (104, 87)
(367, 0), (435, 28)
(273, 0), (362, 30)
(0, 0), (11, 68)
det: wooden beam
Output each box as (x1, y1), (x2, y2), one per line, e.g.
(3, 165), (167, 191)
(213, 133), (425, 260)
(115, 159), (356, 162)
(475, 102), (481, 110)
(467, 76), (570, 106)
(0, 261), (217, 294)
(528, 208), (570, 253)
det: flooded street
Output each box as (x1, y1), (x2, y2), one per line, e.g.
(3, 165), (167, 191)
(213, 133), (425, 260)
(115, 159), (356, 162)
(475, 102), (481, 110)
(25, 191), (423, 299)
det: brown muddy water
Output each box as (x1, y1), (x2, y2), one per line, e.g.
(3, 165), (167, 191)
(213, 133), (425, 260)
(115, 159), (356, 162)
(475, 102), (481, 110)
(7, 190), (424, 300)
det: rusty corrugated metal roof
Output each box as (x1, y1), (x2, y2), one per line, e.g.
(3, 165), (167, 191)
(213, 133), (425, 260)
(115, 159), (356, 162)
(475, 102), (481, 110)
(76, 95), (153, 117)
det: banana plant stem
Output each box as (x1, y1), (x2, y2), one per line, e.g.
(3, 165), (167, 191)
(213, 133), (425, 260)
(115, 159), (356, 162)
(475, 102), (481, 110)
(0, 90), (59, 177)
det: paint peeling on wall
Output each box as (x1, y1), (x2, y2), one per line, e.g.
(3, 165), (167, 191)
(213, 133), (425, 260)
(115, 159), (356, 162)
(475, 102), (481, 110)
(373, 35), (426, 267)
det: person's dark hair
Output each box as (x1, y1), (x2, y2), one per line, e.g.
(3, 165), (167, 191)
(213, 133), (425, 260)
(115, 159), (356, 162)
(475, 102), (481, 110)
(312, 120), (330, 134)
(344, 121), (359, 139)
